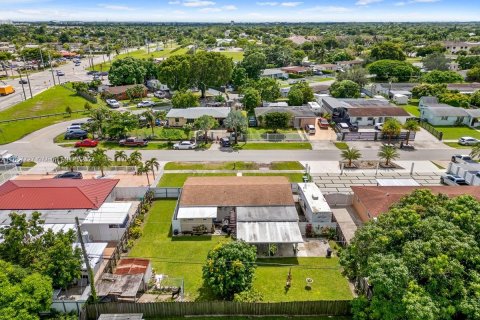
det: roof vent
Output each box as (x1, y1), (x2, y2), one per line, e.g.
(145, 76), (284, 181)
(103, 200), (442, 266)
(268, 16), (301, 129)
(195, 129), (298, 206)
(312, 194), (319, 200)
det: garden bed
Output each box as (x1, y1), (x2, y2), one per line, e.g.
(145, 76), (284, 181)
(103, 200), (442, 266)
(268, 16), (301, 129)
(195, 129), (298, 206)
(340, 160), (403, 170)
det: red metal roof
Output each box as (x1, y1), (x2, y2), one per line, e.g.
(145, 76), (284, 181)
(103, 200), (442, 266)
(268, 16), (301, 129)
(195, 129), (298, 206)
(0, 179), (119, 210)
(114, 258), (151, 275)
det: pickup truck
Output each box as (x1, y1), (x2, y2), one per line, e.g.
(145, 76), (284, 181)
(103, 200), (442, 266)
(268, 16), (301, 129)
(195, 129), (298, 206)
(119, 137), (148, 147)
(440, 174), (468, 186)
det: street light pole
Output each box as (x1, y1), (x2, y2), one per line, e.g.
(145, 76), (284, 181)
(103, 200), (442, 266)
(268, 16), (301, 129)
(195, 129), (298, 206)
(47, 51), (56, 86)
(17, 69), (27, 101)
(21, 56), (33, 98)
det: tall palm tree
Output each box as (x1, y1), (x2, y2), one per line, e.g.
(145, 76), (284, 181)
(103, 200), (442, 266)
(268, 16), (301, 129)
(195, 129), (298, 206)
(127, 151), (142, 167)
(378, 145), (399, 166)
(341, 147), (361, 167)
(470, 143), (480, 159)
(114, 150), (127, 164)
(53, 155), (66, 165)
(136, 162), (150, 186)
(382, 118), (402, 143)
(70, 148), (88, 165)
(142, 110), (158, 137)
(89, 148), (111, 177)
(402, 119), (420, 145)
(145, 157), (160, 179)
(59, 159), (78, 172)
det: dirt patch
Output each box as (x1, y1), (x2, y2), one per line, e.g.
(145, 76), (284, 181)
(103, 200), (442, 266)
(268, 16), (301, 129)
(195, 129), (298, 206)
(340, 160), (403, 170)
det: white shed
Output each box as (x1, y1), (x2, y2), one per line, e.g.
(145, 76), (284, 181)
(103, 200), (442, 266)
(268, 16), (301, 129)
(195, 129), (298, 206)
(393, 94), (408, 105)
(297, 183), (333, 223)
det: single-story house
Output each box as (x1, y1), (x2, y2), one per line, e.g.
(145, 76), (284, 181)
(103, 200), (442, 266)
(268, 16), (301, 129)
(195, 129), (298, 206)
(351, 186), (480, 222)
(419, 96), (438, 109)
(254, 106), (317, 129)
(263, 101), (288, 108)
(173, 176), (303, 255)
(281, 66), (309, 75)
(103, 84), (147, 101)
(313, 64), (339, 72)
(261, 68), (288, 79)
(348, 107), (411, 126)
(336, 60), (363, 69)
(420, 104), (471, 126)
(166, 107), (231, 127)
(444, 41), (480, 54)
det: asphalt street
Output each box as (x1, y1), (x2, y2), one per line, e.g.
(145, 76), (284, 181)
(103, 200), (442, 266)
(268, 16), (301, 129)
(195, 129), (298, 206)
(2, 117), (470, 163)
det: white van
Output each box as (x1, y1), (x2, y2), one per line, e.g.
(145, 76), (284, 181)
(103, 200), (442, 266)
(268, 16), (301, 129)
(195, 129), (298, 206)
(0, 153), (23, 166)
(305, 124), (316, 135)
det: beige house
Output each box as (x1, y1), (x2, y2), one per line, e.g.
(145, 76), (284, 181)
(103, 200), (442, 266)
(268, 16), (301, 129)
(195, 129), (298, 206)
(166, 107), (231, 127)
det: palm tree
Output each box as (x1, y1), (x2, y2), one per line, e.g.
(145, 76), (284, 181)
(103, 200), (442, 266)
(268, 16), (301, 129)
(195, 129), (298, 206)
(70, 148), (88, 165)
(127, 151), (142, 167)
(470, 143), (480, 159)
(53, 155), (66, 165)
(378, 145), (399, 166)
(142, 110), (158, 137)
(136, 162), (150, 186)
(59, 159), (78, 172)
(89, 148), (111, 177)
(381, 118), (402, 143)
(402, 119), (420, 145)
(341, 147), (361, 167)
(145, 157), (160, 179)
(114, 150), (128, 164)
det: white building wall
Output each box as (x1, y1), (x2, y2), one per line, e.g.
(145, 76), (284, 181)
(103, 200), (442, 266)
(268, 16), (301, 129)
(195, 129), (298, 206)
(82, 224), (126, 241)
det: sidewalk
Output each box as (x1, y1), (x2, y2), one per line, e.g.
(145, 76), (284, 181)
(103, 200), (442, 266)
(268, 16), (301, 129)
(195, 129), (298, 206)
(301, 160), (444, 174)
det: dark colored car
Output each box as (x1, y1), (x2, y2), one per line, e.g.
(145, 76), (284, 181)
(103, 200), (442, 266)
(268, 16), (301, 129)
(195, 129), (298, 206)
(65, 129), (88, 140)
(220, 137), (231, 147)
(54, 172), (83, 179)
(19, 79), (28, 84)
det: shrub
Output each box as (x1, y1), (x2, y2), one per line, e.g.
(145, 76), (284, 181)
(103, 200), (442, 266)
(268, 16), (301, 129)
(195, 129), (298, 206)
(233, 289), (264, 302)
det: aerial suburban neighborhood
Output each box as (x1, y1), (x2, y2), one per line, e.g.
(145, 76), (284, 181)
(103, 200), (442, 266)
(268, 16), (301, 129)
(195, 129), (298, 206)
(0, 1), (480, 320)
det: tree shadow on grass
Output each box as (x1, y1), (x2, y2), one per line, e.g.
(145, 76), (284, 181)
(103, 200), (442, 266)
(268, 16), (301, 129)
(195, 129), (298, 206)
(195, 283), (219, 302)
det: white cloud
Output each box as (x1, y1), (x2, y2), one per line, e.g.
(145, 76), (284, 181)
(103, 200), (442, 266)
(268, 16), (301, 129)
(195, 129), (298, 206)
(281, 2), (303, 7)
(355, 0), (382, 5)
(222, 5), (237, 10)
(98, 4), (134, 10)
(256, 2), (278, 6)
(183, 0), (215, 7)
(168, 1), (180, 4)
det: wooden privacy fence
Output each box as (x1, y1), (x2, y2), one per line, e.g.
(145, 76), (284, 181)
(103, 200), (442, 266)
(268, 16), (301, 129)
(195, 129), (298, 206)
(419, 120), (443, 140)
(86, 300), (351, 319)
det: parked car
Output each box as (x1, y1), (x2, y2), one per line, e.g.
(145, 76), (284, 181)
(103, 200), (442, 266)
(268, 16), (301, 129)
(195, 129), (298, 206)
(318, 118), (329, 129)
(458, 136), (479, 146)
(56, 70), (65, 76)
(440, 174), (468, 186)
(100, 72), (108, 76)
(248, 116), (257, 127)
(137, 100), (155, 108)
(452, 154), (474, 163)
(349, 123), (359, 132)
(220, 137), (231, 147)
(374, 123), (383, 130)
(119, 137), (148, 147)
(54, 172), (83, 179)
(67, 125), (83, 131)
(173, 141), (197, 150)
(18, 79), (28, 84)
(74, 139), (98, 148)
(305, 124), (316, 135)
(106, 99), (120, 108)
(154, 91), (166, 98)
(65, 129), (87, 140)
(0, 152), (23, 166)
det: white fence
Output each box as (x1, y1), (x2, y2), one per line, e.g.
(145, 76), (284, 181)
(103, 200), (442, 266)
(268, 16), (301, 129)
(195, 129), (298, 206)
(56, 166), (136, 173)
(114, 187), (149, 200)
(245, 133), (305, 142)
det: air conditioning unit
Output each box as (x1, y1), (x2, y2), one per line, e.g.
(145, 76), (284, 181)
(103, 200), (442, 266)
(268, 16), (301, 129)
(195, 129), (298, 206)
(312, 194), (319, 200)
(81, 231), (91, 243)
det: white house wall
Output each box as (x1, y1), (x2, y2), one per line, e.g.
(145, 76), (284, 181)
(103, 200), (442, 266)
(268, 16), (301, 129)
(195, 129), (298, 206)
(82, 224), (126, 242)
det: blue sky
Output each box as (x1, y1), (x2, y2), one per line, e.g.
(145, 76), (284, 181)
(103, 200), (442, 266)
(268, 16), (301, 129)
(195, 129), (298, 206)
(1, 0), (479, 22)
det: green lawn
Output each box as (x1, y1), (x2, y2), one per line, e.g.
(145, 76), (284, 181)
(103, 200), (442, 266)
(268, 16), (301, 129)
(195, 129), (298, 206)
(334, 142), (349, 150)
(157, 173), (236, 187)
(0, 85), (103, 144)
(402, 105), (420, 117)
(235, 142), (312, 150)
(129, 200), (352, 302)
(433, 126), (480, 140)
(21, 161), (36, 167)
(216, 50), (244, 61)
(128, 127), (190, 140)
(243, 173), (305, 183)
(164, 161), (259, 170)
(443, 142), (473, 149)
(269, 161), (304, 170)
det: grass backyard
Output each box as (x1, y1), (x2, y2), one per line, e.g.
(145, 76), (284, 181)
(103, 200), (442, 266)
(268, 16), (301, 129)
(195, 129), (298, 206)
(157, 173), (236, 187)
(129, 200), (352, 302)
(0, 85), (102, 144)
(234, 142), (312, 150)
(433, 126), (480, 140)
(402, 105), (420, 117)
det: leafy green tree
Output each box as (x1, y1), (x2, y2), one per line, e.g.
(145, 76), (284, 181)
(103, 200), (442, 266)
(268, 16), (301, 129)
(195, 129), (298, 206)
(290, 81), (314, 104)
(367, 59), (418, 81)
(241, 87), (261, 112)
(65, 106), (72, 116)
(231, 66), (248, 89)
(370, 41), (406, 61)
(411, 83), (448, 99)
(104, 111), (138, 139)
(255, 77), (281, 102)
(190, 51), (233, 98)
(330, 80), (361, 98)
(125, 84), (145, 101)
(470, 90), (480, 107)
(0, 260), (53, 320)
(421, 70), (464, 84)
(156, 55), (192, 91)
(403, 119), (420, 145)
(242, 51), (267, 79)
(438, 92), (471, 108)
(224, 110), (248, 144)
(337, 67), (369, 87)
(422, 52), (449, 71)
(264, 112), (291, 133)
(202, 241), (257, 300)
(340, 190), (480, 320)
(88, 108), (110, 138)
(59, 158), (78, 172)
(287, 87), (304, 106)
(89, 148), (111, 177)
(171, 91), (199, 109)
(378, 145), (399, 165)
(136, 162), (150, 185)
(470, 143), (480, 159)
(292, 49), (307, 65)
(108, 57), (147, 86)
(330, 50), (353, 62)
(194, 115), (218, 140)
(381, 118), (402, 143)
(341, 147), (361, 167)
(457, 55), (480, 69)
(466, 66), (480, 82)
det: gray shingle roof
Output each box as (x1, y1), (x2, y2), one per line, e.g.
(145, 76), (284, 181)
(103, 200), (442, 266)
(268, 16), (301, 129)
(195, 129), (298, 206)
(254, 106), (316, 118)
(425, 106), (469, 117)
(166, 107), (230, 119)
(464, 108), (480, 117)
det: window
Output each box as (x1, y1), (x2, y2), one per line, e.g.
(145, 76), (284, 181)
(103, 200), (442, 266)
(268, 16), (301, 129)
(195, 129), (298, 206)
(356, 117), (363, 121)
(175, 118), (180, 122)
(441, 116), (448, 120)
(458, 116), (465, 122)
(367, 117), (374, 121)
(186, 119), (194, 124)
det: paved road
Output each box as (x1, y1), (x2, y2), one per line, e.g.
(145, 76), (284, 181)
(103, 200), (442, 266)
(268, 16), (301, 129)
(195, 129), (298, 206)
(3, 117), (470, 163)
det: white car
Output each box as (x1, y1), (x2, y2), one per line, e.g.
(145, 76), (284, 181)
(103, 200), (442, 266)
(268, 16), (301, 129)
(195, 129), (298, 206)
(106, 99), (120, 108)
(374, 123), (384, 130)
(137, 100), (155, 108)
(458, 136), (479, 146)
(173, 141), (197, 150)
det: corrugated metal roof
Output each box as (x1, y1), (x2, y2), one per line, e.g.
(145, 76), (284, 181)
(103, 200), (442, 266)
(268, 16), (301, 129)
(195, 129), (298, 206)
(166, 107), (230, 119)
(177, 207), (217, 219)
(0, 179), (119, 210)
(74, 242), (108, 271)
(236, 206), (298, 222)
(237, 222), (303, 244)
(114, 258), (151, 276)
(84, 202), (131, 224)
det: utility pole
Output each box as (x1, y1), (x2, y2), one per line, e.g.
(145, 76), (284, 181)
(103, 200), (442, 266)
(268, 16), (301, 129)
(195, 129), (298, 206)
(75, 217), (98, 302)
(17, 69), (27, 101)
(39, 47), (45, 70)
(21, 56), (33, 98)
(48, 51), (56, 85)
